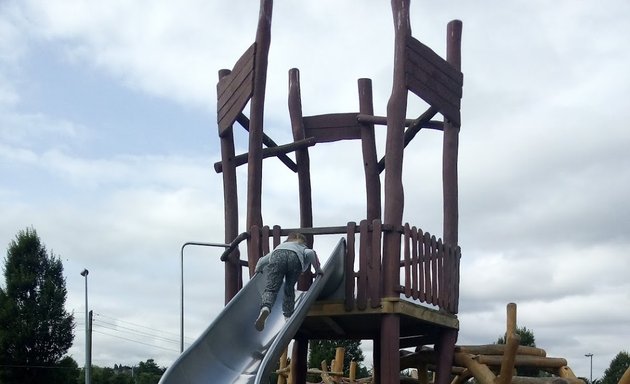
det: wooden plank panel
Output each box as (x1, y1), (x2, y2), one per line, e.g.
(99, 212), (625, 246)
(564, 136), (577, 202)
(217, 43), (256, 134)
(345, 222), (357, 311)
(303, 113), (362, 143)
(406, 36), (462, 85)
(406, 72), (461, 127)
(405, 36), (463, 126)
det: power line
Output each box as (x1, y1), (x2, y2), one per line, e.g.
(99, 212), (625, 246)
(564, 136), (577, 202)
(92, 329), (179, 353)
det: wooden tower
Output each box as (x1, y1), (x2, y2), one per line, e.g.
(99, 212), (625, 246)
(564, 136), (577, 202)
(215, 1), (463, 383)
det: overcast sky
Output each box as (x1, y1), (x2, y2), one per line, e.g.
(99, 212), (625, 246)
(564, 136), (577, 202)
(1, 0), (629, 379)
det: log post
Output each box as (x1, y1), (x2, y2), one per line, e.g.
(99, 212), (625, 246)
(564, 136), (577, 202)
(218, 69), (242, 303)
(246, 0), (273, 277)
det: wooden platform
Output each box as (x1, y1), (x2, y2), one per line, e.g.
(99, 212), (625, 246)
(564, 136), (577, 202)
(299, 297), (459, 346)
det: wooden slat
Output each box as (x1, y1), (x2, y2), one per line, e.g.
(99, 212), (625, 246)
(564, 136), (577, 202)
(262, 225), (270, 255)
(430, 235), (438, 306)
(356, 220), (369, 310)
(411, 226), (420, 300)
(423, 232), (432, 304)
(369, 219), (382, 308)
(273, 225), (282, 249)
(249, 225), (260, 277)
(437, 239), (445, 309)
(403, 224), (411, 298)
(303, 113), (362, 143)
(217, 43), (256, 134)
(345, 222), (357, 311)
(405, 36), (462, 126)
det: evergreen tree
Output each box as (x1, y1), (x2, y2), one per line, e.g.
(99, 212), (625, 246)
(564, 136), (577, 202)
(0, 227), (75, 383)
(601, 351), (630, 384)
(307, 339), (369, 380)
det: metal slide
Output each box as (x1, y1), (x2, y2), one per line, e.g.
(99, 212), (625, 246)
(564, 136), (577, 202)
(159, 238), (346, 384)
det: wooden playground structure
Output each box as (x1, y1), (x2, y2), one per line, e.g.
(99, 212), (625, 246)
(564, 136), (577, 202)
(207, 1), (614, 384)
(215, 1), (462, 383)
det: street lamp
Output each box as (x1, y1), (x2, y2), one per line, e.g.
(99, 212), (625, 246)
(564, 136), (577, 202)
(80, 269), (91, 384)
(585, 353), (593, 384)
(180, 241), (230, 353)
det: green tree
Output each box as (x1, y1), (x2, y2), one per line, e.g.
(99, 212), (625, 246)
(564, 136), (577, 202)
(307, 339), (370, 381)
(601, 351), (630, 384)
(0, 227), (75, 383)
(496, 326), (539, 377)
(136, 359), (166, 384)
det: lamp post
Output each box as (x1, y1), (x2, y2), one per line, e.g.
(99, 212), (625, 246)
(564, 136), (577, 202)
(80, 269), (91, 384)
(585, 353), (593, 384)
(180, 241), (230, 353)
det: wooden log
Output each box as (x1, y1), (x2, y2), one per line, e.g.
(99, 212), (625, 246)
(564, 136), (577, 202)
(476, 355), (567, 369)
(358, 78), (381, 222)
(511, 377), (584, 384)
(619, 367), (630, 384)
(453, 352), (497, 384)
(557, 366), (578, 379)
(245, 0), (273, 275)
(506, 303), (517, 335)
(213, 137), (316, 173)
(350, 361), (357, 383)
(278, 348), (289, 384)
(345, 222), (357, 311)
(454, 345), (547, 357)
(234, 113), (298, 172)
(333, 347), (345, 374)
(217, 69), (241, 303)
(496, 333), (520, 384)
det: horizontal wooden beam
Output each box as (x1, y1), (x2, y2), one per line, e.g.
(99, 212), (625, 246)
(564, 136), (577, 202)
(214, 137), (315, 173)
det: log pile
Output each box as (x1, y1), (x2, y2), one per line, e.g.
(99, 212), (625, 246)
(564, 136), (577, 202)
(401, 303), (585, 384)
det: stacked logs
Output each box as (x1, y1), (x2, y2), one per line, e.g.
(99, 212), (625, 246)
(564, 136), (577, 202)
(401, 303), (585, 384)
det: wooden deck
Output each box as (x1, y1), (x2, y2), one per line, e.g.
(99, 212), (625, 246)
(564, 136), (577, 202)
(300, 297), (459, 346)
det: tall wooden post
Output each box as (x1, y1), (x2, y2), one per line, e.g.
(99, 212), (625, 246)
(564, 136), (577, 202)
(246, 0), (273, 276)
(218, 69), (242, 303)
(380, 0), (410, 382)
(435, 19), (463, 384)
(358, 78), (381, 222)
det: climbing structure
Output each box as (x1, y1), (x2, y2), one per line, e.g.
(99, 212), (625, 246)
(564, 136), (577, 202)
(215, 1), (463, 383)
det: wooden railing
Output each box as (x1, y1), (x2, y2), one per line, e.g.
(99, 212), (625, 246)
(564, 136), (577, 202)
(248, 219), (460, 315)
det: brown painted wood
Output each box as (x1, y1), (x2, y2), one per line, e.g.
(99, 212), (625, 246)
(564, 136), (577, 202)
(289, 68), (316, 291)
(234, 113), (298, 172)
(272, 225), (281, 248)
(357, 220), (369, 310)
(345, 222), (357, 311)
(443, 19), (462, 246)
(218, 69), (241, 304)
(380, 313), (400, 384)
(217, 43), (256, 134)
(213, 136), (316, 173)
(369, 219), (382, 308)
(405, 35), (462, 126)
(261, 225), (270, 255)
(435, 329), (458, 384)
(437, 239), (445, 308)
(403, 224), (411, 297)
(291, 336), (308, 384)
(423, 232), (432, 304)
(302, 113), (362, 143)
(358, 78), (382, 222)
(411, 226), (420, 300)
(430, 235), (438, 306)
(249, 225), (260, 277)
(245, 0), (273, 275)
